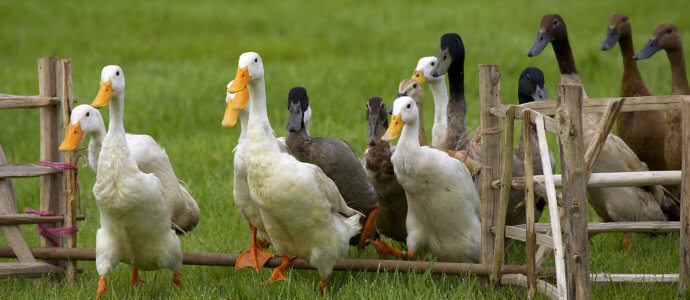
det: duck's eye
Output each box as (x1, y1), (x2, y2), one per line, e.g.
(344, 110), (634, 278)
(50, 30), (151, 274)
(430, 61), (435, 66)
(553, 19), (558, 25)
(443, 55), (447, 60)
(254, 58), (258, 63)
(526, 74), (531, 80)
(86, 112), (90, 117)
(116, 71), (120, 76)
(406, 103), (411, 109)
(622, 17), (627, 22)
(667, 29), (672, 34)
(412, 83), (418, 88)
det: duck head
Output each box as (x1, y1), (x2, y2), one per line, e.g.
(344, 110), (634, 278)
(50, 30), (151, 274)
(222, 80), (249, 127)
(600, 14), (631, 51)
(59, 105), (105, 151)
(634, 24), (682, 60)
(527, 14), (567, 57)
(365, 97), (388, 146)
(286, 87), (310, 132)
(518, 67), (548, 104)
(431, 33), (465, 77)
(91, 65), (125, 108)
(412, 57), (442, 84)
(397, 78), (423, 106)
(228, 52), (264, 94)
(382, 96), (418, 142)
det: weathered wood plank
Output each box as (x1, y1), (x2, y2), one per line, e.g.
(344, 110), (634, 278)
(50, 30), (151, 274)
(489, 95), (683, 117)
(492, 105), (515, 284)
(505, 171), (681, 189)
(492, 226), (554, 249)
(0, 214), (85, 225)
(0, 164), (62, 179)
(0, 95), (60, 108)
(556, 85), (590, 300)
(522, 110), (536, 299)
(0, 262), (62, 278)
(679, 97), (690, 294)
(516, 221), (680, 234)
(0, 246), (557, 277)
(591, 273), (678, 283)
(584, 98), (624, 178)
(479, 64), (502, 269)
(500, 274), (560, 300)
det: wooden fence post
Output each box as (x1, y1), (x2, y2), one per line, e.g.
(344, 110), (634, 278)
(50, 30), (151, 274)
(38, 57), (65, 258)
(491, 106), (515, 284)
(679, 97), (690, 294)
(479, 64), (502, 270)
(56, 59), (77, 282)
(523, 110), (536, 299)
(556, 85), (590, 299)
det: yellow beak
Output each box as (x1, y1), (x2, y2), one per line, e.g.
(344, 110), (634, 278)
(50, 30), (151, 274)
(222, 89), (249, 127)
(412, 70), (426, 84)
(59, 122), (85, 152)
(228, 66), (250, 94)
(91, 79), (114, 108)
(382, 114), (403, 142)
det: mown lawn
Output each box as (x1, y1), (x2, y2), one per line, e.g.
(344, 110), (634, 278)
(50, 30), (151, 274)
(0, 0), (689, 298)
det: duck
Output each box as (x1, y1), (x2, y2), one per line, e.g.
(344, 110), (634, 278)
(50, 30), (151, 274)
(362, 97), (408, 249)
(227, 52), (361, 293)
(600, 13), (668, 172)
(382, 96), (481, 263)
(397, 79), (429, 146)
(222, 81), (275, 272)
(285, 86), (379, 248)
(59, 104), (200, 234)
(427, 33), (471, 151)
(527, 15), (680, 233)
(73, 65), (182, 299)
(412, 57), (448, 147)
(634, 23), (687, 197)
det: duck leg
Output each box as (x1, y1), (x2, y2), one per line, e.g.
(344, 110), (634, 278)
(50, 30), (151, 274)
(172, 271), (182, 289)
(357, 206), (380, 248)
(236, 224), (273, 271)
(368, 239), (404, 259)
(131, 268), (146, 287)
(622, 233), (632, 254)
(96, 276), (107, 300)
(318, 278), (327, 296)
(263, 255), (293, 285)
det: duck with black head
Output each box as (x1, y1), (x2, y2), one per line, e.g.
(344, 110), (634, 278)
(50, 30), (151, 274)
(429, 33), (470, 151)
(634, 24), (687, 185)
(285, 87), (379, 249)
(600, 13), (667, 173)
(527, 15), (680, 246)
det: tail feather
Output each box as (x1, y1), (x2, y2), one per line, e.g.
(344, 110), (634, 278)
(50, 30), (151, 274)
(173, 184), (200, 233)
(658, 185), (680, 221)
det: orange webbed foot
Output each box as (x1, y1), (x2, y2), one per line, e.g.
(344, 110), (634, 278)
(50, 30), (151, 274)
(622, 233), (633, 256)
(358, 206), (380, 248)
(262, 255), (293, 285)
(367, 239), (404, 259)
(96, 276), (107, 300)
(172, 271), (182, 289)
(318, 279), (327, 296)
(236, 225), (274, 271)
(131, 268), (147, 288)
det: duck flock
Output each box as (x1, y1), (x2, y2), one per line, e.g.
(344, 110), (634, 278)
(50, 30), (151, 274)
(55, 13), (687, 297)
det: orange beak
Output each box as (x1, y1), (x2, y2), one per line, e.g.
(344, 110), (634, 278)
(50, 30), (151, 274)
(382, 114), (403, 142)
(59, 122), (85, 152)
(91, 79), (114, 108)
(222, 89), (249, 127)
(228, 66), (250, 94)
(412, 70), (426, 84)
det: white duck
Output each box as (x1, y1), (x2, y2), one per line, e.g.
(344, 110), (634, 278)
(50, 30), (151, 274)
(412, 56), (448, 147)
(226, 52), (361, 293)
(382, 96), (481, 263)
(82, 65), (181, 299)
(222, 81), (312, 271)
(59, 104), (199, 234)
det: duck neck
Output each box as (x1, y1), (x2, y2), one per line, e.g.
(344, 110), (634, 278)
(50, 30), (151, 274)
(246, 77), (280, 151)
(429, 80), (448, 125)
(87, 126), (106, 172)
(105, 92), (128, 149)
(238, 107), (250, 141)
(447, 60), (465, 97)
(552, 37), (578, 76)
(666, 48), (690, 95)
(618, 33), (649, 94)
(414, 98), (428, 146)
(398, 119), (421, 152)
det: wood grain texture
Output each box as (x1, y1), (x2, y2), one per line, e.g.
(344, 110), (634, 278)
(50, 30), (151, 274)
(679, 98), (690, 294)
(491, 105), (514, 284)
(522, 110), (536, 299)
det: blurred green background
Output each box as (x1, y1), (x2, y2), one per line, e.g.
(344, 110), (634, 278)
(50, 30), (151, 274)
(1, 0), (688, 298)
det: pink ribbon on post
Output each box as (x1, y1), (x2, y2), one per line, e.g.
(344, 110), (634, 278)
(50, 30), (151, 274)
(39, 146), (88, 214)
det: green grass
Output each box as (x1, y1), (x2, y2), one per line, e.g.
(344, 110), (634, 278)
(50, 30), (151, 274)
(0, 0), (689, 298)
